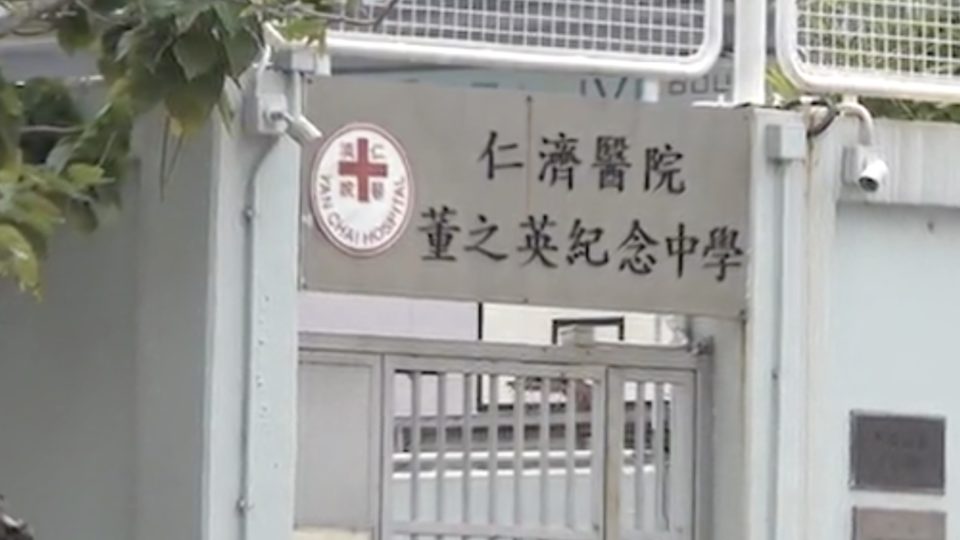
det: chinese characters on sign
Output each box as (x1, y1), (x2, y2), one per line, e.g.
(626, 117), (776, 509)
(417, 209), (743, 282)
(413, 129), (745, 283)
(480, 130), (690, 195)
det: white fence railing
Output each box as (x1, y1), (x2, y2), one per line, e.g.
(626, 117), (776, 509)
(384, 355), (697, 540)
(325, 0), (724, 76)
(777, 0), (960, 101)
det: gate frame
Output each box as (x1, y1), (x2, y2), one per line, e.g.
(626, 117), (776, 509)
(298, 332), (713, 540)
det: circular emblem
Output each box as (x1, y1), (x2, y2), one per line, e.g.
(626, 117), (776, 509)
(309, 123), (414, 257)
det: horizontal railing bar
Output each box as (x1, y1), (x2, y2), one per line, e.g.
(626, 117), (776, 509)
(299, 332), (697, 370)
(392, 521), (599, 540)
(394, 449), (599, 461)
(390, 403), (674, 427)
(390, 464), (655, 480)
(389, 357), (607, 378)
(620, 532), (686, 540)
(392, 459), (663, 471)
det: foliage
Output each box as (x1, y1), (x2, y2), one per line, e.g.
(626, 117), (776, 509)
(0, 0), (336, 295)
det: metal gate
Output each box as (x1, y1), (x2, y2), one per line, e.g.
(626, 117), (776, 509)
(297, 334), (709, 540)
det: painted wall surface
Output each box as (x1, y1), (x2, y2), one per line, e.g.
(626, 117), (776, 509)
(0, 76), (300, 540)
(0, 192), (139, 540)
(812, 203), (960, 537)
(0, 112), (226, 540)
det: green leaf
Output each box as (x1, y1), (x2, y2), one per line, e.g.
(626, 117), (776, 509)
(164, 67), (225, 135)
(66, 164), (108, 188)
(45, 138), (77, 174)
(56, 9), (95, 52)
(115, 28), (139, 61)
(15, 223), (49, 260)
(278, 19), (327, 44)
(173, 25), (221, 80)
(222, 28), (260, 79)
(175, 6), (206, 34)
(121, 22), (177, 71)
(140, 0), (181, 18)
(213, 1), (243, 35)
(121, 54), (179, 113)
(91, 0), (128, 11)
(0, 70), (24, 169)
(0, 224), (41, 295)
(7, 191), (64, 236)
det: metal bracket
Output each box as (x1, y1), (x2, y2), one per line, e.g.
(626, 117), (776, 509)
(242, 29), (326, 142)
(272, 47), (330, 77)
(764, 122), (807, 162)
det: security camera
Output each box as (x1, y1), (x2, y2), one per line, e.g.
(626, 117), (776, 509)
(843, 145), (888, 194)
(856, 156), (888, 193)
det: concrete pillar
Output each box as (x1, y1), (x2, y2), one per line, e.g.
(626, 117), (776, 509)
(0, 80), (300, 540)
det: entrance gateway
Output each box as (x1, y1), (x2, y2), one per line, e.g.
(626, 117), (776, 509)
(297, 78), (751, 540)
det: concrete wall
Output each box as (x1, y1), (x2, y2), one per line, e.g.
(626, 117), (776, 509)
(0, 111), (226, 540)
(765, 116), (960, 540)
(809, 203), (960, 537)
(0, 186), (140, 540)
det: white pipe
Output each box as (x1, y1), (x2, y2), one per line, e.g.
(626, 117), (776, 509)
(835, 100), (875, 146)
(239, 136), (281, 523)
(238, 45), (326, 539)
(733, 0), (767, 104)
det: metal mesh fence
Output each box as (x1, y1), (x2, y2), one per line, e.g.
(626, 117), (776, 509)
(781, 0), (960, 99)
(327, 0), (721, 75)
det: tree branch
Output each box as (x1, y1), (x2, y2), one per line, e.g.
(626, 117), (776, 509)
(21, 124), (83, 135)
(0, 0), (72, 37)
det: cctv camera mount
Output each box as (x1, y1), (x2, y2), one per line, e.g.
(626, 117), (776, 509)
(835, 100), (888, 195)
(243, 25), (326, 145)
(842, 144), (888, 194)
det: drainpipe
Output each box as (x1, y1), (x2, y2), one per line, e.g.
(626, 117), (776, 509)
(238, 27), (327, 540)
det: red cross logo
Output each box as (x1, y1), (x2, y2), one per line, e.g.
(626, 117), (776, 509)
(338, 137), (388, 203)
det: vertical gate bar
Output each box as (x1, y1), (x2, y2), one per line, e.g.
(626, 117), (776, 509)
(411, 371), (422, 524)
(666, 383), (679, 530)
(663, 383), (673, 528)
(538, 376), (551, 526)
(488, 375), (499, 525)
(564, 379), (576, 528)
(590, 377), (604, 535)
(670, 381), (695, 534)
(634, 381), (647, 531)
(603, 370), (624, 540)
(463, 373), (474, 524)
(652, 383), (666, 531)
(437, 373), (448, 523)
(381, 359), (396, 540)
(513, 376), (525, 525)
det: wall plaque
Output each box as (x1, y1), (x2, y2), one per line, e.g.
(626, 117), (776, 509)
(850, 412), (945, 493)
(852, 507), (946, 540)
